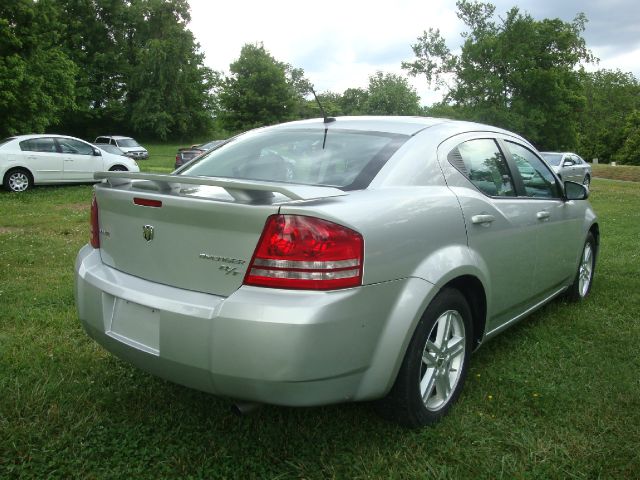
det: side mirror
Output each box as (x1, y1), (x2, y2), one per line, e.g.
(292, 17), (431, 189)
(564, 180), (588, 200)
(93, 148), (102, 157)
(562, 160), (573, 167)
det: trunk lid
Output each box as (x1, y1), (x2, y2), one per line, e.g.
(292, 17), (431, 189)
(93, 172), (346, 297)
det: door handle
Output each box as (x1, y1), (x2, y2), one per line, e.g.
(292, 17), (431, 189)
(536, 211), (550, 220)
(471, 214), (495, 225)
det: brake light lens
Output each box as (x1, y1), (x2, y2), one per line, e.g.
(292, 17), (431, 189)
(244, 215), (364, 290)
(90, 194), (100, 248)
(133, 197), (162, 207)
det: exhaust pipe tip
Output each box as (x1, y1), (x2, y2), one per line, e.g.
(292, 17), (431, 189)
(230, 401), (261, 416)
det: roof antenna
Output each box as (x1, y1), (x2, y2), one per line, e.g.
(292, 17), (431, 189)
(310, 87), (336, 124)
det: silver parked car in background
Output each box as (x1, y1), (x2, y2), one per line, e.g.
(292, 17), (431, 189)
(1, 134), (139, 192)
(541, 152), (592, 188)
(94, 135), (149, 160)
(75, 117), (598, 427)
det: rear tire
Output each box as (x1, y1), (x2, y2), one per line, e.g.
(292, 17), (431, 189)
(566, 232), (596, 301)
(583, 175), (591, 189)
(3, 168), (33, 192)
(377, 288), (473, 428)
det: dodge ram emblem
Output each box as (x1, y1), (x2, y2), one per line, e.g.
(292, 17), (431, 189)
(142, 225), (154, 242)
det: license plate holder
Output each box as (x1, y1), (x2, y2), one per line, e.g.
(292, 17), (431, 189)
(107, 298), (160, 356)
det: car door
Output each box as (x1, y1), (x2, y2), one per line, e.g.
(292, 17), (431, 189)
(501, 141), (582, 298)
(439, 136), (538, 330)
(56, 137), (101, 181)
(18, 137), (63, 182)
(573, 155), (589, 182)
(563, 155), (582, 182)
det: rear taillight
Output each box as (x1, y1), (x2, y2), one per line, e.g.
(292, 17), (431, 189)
(244, 215), (364, 290)
(90, 194), (100, 248)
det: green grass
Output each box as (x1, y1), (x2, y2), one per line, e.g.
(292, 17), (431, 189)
(592, 163), (640, 183)
(141, 143), (183, 173)
(1, 179), (639, 478)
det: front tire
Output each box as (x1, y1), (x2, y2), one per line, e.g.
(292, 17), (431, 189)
(377, 288), (473, 428)
(583, 175), (591, 189)
(3, 168), (33, 192)
(566, 232), (596, 301)
(109, 165), (127, 172)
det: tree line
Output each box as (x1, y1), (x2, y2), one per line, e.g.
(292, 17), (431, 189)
(1, 0), (639, 164)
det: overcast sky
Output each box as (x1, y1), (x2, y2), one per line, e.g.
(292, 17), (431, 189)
(188, 0), (640, 105)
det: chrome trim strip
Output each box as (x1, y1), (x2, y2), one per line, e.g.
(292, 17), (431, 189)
(249, 268), (360, 280)
(252, 258), (360, 270)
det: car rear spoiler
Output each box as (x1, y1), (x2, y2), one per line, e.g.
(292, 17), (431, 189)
(94, 171), (347, 202)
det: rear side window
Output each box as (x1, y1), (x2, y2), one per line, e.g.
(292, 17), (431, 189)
(20, 138), (57, 153)
(95, 137), (109, 143)
(505, 142), (561, 198)
(448, 139), (515, 197)
(181, 129), (407, 190)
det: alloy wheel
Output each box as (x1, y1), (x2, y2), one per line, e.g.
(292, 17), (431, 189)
(578, 242), (594, 297)
(8, 172), (30, 192)
(419, 309), (466, 411)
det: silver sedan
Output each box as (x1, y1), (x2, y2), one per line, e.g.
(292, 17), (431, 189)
(75, 117), (598, 428)
(541, 152), (592, 188)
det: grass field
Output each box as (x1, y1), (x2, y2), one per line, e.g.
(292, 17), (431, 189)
(592, 164), (640, 183)
(1, 166), (639, 477)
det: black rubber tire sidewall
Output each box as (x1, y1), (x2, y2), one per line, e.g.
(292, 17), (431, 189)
(378, 288), (473, 428)
(3, 168), (33, 192)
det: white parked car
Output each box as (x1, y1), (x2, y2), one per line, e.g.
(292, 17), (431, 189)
(94, 135), (149, 160)
(1, 134), (140, 192)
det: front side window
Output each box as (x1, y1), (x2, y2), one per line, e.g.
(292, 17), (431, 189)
(57, 138), (94, 155)
(506, 142), (561, 198)
(181, 129), (407, 190)
(19, 138), (57, 153)
(448, 139), (515, 197)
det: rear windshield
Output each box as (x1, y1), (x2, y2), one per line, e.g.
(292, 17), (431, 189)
(200, 140), (224, 150)
(0, 137), (15, 147)
(118, 139), (140, 148)
(541, 153), (563, 166)
(180, 129), (407, 190)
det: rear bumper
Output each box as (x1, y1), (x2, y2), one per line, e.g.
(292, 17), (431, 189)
(75, 245), (436, 406)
